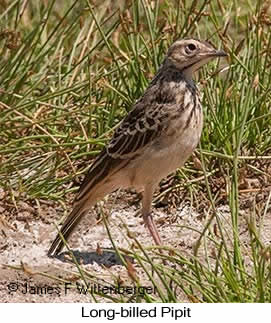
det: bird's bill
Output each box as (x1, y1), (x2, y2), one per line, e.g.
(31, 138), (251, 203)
(190, 49), (227, 74)
(209, 49), (227, 57)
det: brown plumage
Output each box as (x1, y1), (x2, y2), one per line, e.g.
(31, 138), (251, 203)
(48, 38), (226, 256)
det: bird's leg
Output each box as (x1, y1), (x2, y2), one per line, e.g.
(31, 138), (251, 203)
(141, 184), (162, 247)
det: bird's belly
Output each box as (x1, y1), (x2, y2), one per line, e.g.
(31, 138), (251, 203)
(127, 120), (203, 190)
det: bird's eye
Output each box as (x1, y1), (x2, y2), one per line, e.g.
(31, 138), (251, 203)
(185, 43), (197, 54)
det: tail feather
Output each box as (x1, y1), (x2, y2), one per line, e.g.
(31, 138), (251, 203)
(48, 204), (88, 256)
(48, 179), (120, 257)
(48, 152), (129, 257)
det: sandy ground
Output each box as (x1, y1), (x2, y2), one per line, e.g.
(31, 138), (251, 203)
(0, 188), (209, 303)
(1, 187), (270, 303)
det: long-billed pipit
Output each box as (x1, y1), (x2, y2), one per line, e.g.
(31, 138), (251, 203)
(48, 38), (226, 256)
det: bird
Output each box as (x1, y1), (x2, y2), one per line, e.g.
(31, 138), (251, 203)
(48, 38), (227, 257)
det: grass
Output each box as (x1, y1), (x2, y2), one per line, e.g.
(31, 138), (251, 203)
(0, 0), (271, 302)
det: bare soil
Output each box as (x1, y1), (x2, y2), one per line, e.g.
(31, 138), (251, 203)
(1, 186), (270, 303)
(0, 187), (209, 303)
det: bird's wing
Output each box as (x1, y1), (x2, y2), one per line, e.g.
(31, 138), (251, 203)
(106, 101), (167, 158)
(75, 100), (168, 202)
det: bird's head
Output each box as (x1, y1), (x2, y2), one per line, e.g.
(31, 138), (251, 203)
(165, 38), (227, 78)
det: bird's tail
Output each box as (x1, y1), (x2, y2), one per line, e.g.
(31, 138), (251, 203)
(47, 203), (88, 257)
(48, 152), (127, 257)
(47, 177), (120, 257)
